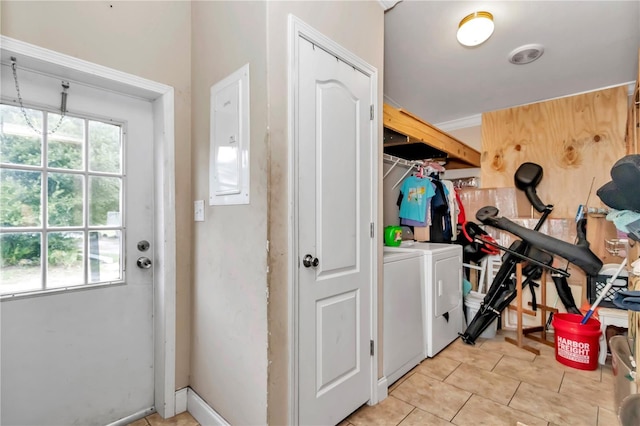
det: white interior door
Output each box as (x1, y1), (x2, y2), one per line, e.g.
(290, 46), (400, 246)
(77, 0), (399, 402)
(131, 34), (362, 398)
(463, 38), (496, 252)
(297, 36), (374, 425)
(1, 63), (155, 425)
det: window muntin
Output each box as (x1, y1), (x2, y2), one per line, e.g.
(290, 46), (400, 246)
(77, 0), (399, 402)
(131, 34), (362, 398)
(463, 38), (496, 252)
(0, 104), (125, 297)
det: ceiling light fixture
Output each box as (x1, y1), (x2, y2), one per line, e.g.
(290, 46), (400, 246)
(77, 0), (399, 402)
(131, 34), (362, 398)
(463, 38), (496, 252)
(457, 11), (494, 47)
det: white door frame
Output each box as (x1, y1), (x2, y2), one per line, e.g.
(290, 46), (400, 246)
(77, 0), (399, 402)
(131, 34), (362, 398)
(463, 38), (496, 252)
(0, 36), (177, 419)
(287, 15), (380, 424)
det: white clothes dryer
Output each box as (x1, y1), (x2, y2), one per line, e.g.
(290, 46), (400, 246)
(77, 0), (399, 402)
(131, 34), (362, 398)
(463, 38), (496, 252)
(384, 241), (464, 357)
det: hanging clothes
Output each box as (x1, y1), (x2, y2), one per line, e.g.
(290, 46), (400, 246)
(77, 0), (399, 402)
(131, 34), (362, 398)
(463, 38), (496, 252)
(455, 188), (467, 225)
(429, 178), (452, 243)
(398, 174), (435, 223)
(442, 180), (458, 240)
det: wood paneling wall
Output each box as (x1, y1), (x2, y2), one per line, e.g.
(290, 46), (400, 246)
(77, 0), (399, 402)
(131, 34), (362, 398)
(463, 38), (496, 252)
(481, 85), (628, 218)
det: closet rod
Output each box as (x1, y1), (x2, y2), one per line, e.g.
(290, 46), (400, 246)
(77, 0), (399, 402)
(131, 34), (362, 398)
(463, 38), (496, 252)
(384, 153), (445, 190)
(383, 153), (416, 168)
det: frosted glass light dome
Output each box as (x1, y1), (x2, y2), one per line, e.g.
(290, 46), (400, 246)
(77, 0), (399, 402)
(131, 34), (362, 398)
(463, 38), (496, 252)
(457, 11), (494, 47)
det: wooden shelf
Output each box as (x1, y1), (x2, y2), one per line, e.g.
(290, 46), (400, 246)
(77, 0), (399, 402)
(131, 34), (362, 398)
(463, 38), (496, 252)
(383, 103), (481, 169)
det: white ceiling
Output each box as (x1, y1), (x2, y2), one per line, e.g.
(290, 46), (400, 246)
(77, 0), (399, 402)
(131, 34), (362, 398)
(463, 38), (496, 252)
(384, 1), (640, 130)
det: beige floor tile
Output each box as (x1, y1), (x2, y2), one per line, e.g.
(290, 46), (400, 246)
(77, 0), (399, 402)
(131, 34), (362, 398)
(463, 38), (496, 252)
(389, 365), (419, 393)
(414, 355), (461, 381)
(398, 408), (453, 426)
(146, 412), (199, 426)
(533, 353), (603, 383)
(391, 372), (471, 421)
(494, 355), (564, 391)
(597, 407), (618, 426)
(600, 363), (614, 387)
(451, 394), (547, 426)
(347, 395), (414, 426)
(444, 362), (520, 405)
(127, 419), (149, 426)
(337, 420), (353, 426)
(439, 338), (503, 371)
(527, 338), (557, 357)
(509, 382), (598, 425)
(477, 335), (538, 362)
(348, 330), (616, 426)
(502, 332), (557, 359)
(560, 370), (615, 411)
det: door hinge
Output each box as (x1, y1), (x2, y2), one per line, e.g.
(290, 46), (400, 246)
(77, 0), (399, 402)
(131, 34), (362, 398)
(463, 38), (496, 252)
(370, 340), (375, 356)
(370, 222), (374, 238)
(370, 104), (374, 121)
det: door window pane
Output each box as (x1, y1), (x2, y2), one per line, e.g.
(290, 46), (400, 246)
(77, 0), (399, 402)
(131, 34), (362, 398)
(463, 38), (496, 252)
(47, 114), (84, 170)
(47, 231), (84, 288)
(89, 121), (121, 173)
(89, 176), (121, 226)
(1, 104), (125, 297)
(0, 169), (42, 227)
(89, 231), (121, 283)
(0, 104), (43, 167)
(0, 232), (42, 294)
(48, 172), (84, 227)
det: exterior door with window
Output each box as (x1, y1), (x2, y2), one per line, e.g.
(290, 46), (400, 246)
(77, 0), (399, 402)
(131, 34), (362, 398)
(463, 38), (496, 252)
(0, 63), (155, 425)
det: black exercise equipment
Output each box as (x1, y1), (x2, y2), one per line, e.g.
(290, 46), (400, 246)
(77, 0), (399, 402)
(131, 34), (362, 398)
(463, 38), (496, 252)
(460, 162), (602, 345)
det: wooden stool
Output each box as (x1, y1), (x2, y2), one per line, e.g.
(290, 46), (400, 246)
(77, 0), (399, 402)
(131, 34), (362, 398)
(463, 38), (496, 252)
(505, 263), (557, 355)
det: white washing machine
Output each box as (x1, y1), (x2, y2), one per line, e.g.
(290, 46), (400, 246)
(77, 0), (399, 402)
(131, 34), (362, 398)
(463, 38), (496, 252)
(382, 250), (425, 385)
(384, 241), (464, 357)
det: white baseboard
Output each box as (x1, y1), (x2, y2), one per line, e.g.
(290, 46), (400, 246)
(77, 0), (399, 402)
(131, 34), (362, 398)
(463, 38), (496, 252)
(175, 388), (188, 414)
(186, 387), (230, 426)
(376, 376), (388, 404)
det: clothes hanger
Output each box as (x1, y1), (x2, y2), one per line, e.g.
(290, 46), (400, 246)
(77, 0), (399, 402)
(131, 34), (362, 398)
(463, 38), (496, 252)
(392, 163), (421, 189)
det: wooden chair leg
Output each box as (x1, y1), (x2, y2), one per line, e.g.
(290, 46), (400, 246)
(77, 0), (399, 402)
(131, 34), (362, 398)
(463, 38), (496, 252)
(505, 263), (541, 355)
(523, 269), (556, 348)
(505, 263), (557, 354)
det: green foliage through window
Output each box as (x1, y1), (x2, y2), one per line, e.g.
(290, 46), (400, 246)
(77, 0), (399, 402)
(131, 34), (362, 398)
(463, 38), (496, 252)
(0, 104), (124, 294)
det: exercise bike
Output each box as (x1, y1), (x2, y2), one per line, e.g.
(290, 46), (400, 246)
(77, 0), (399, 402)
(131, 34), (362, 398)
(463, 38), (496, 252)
(460, 162), (602, 345)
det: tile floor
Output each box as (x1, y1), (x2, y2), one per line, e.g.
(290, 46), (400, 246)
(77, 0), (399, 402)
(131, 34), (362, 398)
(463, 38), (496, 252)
(342, 330), (617, 426)
(128, 330), (617, 426)
(128, 412), (199, 426)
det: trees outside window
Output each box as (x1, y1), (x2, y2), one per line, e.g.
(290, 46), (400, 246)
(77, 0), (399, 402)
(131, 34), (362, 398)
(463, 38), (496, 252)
(0, 104), (124, 295)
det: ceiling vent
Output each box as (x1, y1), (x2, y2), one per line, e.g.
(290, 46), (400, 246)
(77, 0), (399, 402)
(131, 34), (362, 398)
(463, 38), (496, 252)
(508, 44), (544, 65)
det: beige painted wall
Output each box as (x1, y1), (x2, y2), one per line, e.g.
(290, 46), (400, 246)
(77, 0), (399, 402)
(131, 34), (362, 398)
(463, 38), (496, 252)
(189, 2), (269, 425)
(0, 1), (193, 390)
(266, 2), (385, 424)
(3, 2), (384, 423)
(449, 124), (482, 152)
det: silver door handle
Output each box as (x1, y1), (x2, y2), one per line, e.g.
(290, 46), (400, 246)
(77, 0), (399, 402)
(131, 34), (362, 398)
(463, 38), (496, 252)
(303, 254), (319, 268)
(137, 257), (152, 269)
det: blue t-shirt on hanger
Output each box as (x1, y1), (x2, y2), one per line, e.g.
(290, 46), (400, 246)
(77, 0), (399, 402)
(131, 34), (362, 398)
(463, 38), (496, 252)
(399, 175), (436, 222)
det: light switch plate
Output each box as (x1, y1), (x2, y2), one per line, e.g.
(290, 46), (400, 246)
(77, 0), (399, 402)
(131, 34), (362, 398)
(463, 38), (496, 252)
(194, 200), (205, 222)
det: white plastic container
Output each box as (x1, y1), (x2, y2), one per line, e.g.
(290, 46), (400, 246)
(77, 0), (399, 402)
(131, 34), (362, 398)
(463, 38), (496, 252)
(464, 291), (497, 339)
